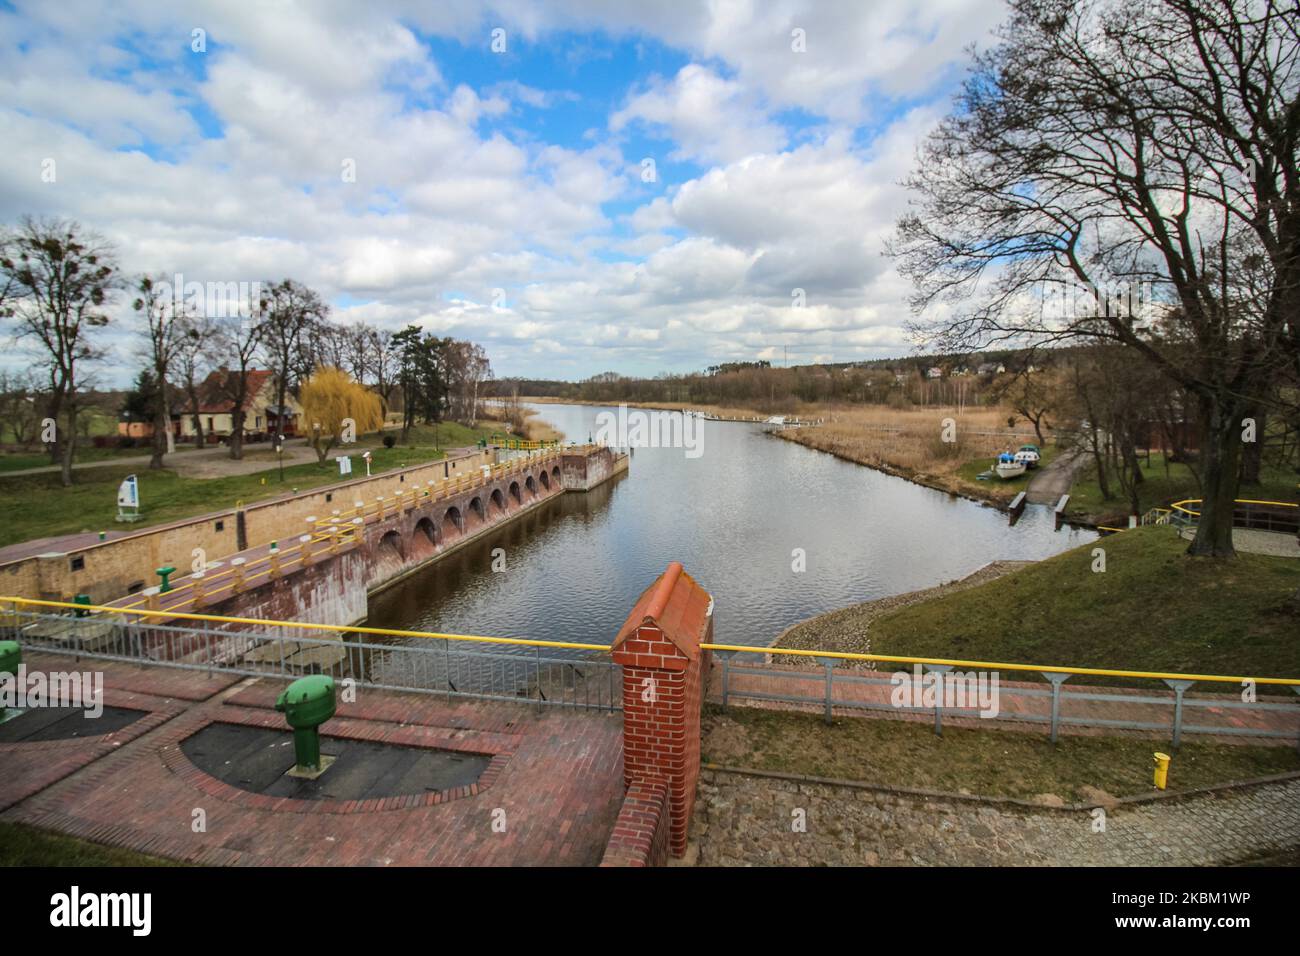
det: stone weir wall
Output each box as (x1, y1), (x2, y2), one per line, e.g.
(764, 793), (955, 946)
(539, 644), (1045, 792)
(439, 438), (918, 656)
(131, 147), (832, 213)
(0, 448), (496, 605)
(128, 445), (628, 632)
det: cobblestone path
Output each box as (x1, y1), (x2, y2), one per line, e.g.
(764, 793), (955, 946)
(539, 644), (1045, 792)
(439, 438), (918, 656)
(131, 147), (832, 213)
(691, 768), (1300, 866)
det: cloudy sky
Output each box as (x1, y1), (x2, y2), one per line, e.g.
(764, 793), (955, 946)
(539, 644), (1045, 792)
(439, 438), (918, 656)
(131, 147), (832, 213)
(0, 0), (1009, 385)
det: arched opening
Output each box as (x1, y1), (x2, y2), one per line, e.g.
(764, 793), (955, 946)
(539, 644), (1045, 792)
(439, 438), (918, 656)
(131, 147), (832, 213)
(467, 496), (486, 529)
(525, 475), (538, 500)
(442, 506), (463, 542)
(539, 469), (550, 491)
(410, 517), (437, 561)
(551, 465), (561, 486)
(490, 487), (507, 515)
(508, 481), (522, 505)
(373, 529), (406, 581)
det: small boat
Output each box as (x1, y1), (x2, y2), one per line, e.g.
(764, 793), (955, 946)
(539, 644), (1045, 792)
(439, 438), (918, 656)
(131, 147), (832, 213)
(995, 452), (1026, 479)
(1014, 444), (1041, 469)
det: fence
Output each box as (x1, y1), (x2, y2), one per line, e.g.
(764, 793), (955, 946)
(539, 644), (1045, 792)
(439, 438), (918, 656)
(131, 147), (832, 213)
(706, 644), (1300, 748)
(5, 596), (1299, 745)
(1, 598), (620, 713)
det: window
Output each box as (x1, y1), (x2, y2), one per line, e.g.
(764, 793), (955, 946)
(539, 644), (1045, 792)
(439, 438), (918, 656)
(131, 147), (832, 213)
(207, 417), (214, 431)
(325, 493), (333, 503)
(70, 556), (85, 572)
(256, 416), (262, 428)
(214, 520), (224, 532)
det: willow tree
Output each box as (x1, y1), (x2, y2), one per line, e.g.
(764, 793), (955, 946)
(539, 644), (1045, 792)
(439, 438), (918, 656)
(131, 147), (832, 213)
(891, 0), (1300, 557)
(299, 366), (383, 463)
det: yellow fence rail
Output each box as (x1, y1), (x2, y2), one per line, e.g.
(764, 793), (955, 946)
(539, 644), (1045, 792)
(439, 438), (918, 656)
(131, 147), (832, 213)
(4, 596), (1297, 688)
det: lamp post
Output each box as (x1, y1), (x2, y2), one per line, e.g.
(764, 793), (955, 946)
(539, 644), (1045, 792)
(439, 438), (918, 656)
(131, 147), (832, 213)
(275, 434), (284, 481)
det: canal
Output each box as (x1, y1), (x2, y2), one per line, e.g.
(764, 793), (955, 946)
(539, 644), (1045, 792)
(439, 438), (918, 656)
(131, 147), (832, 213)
(367, 403), (1097, 649)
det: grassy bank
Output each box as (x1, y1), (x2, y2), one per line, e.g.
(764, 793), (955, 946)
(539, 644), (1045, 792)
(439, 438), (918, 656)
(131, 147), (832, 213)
(703, 705), (1300, 802)
(790, 525), (1300, 679)
(0, 421), (501, 548)
(1065, 452), (1297, 524)
(0, 822), (177, 866)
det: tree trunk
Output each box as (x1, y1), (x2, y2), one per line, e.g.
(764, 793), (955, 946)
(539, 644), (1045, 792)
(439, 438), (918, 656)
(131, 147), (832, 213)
(45, 391), (63, 465)
(60, 402), (75, 487)
(1187, 400), (1241, 558)
(229, 409), (245, 460)
(150, 380), (168, 470)
(1240, 408), (1264, 486)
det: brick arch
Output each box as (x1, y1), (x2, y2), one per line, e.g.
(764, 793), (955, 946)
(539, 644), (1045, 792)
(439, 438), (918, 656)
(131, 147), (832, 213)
(539, 469), (550, 490)
(467, 496), (486, 529)
(442, 506), (463, 542)
(525, 474), (538, 499)
(490, 487), (507, 515)
(508, 480), (522, 505)
(372, 528), (406, 581)
(410, 516), (437, 561)
(551, 465), (561, 485)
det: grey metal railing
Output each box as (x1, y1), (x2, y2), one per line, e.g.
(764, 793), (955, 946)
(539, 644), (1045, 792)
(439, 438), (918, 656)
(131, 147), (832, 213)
(712, 656), (1300, 748)
(5, 610), (621, 713)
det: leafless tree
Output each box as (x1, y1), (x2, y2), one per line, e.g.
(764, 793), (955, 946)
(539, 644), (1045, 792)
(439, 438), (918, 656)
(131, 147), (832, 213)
(890, 0), (1300, 557)
(0, 216), (120, 485)
(133, 274), (188, 469)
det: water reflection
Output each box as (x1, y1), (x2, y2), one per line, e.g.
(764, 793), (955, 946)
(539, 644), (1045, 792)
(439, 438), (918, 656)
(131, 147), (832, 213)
(367, 404), (1096, 652)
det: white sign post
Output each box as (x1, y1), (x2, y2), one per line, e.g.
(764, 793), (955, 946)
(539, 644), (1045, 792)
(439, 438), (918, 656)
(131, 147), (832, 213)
(116, 474), (141, 522)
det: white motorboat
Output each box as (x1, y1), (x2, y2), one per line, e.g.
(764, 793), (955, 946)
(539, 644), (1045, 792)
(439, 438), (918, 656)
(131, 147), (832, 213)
(995, 453), (1026, 479)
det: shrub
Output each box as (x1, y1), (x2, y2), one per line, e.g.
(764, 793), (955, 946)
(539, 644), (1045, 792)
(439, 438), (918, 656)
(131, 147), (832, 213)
(383, 434), (396, 449)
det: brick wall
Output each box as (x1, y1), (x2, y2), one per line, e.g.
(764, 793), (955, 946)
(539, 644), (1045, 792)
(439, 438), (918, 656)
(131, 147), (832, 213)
(599, 776), (670, 867)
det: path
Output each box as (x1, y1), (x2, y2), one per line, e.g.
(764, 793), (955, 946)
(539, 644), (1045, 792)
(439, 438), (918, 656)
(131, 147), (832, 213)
(1179, 526), (1300, 558)
(691, 767), (1300, 866)
(2, 652), (625, 866)
(1026, 447), (1086, 505)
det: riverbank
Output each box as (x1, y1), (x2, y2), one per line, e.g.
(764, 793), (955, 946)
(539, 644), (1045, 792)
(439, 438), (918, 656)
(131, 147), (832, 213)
(524, 396), (1044, 513)
(773, 560), (1032, 659)
(775, 525), (1300, 679)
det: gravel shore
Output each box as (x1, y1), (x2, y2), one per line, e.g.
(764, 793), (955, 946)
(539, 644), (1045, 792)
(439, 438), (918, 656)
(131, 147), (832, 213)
(772, 560), (1034, 662)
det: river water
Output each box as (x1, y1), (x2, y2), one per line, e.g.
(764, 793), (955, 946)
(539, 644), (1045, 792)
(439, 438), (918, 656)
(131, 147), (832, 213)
(366, 403), (1096, 649)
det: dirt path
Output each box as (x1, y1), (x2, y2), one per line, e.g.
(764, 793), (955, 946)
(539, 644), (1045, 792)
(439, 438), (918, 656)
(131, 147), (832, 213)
(1025, 447), (1085, 505)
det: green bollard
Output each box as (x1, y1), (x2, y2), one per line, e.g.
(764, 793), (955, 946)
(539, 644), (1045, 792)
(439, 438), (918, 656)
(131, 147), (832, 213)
(73, 594), (91, 618)
(155, 566), (176, 593)
(0, 641), (20, 721)
(274, 675), (337, 776)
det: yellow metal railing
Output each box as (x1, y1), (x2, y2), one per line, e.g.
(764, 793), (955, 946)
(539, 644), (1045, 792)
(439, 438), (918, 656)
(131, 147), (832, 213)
(4, 596), (1298, 687)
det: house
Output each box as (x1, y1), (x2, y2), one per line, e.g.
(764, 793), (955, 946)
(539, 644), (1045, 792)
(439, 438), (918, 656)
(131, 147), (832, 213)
(180, 368), (302, 443)
(977, 362), (1006, 376)
(926, 366), (943, 379)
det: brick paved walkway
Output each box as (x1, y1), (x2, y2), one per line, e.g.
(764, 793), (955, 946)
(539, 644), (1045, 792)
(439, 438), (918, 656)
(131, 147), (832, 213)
(691, 767), (1300, 866)
(4, 654), (624, 865)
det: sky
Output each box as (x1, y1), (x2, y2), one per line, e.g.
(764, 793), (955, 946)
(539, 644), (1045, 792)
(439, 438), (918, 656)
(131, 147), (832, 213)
(0, 0), (1011, 386)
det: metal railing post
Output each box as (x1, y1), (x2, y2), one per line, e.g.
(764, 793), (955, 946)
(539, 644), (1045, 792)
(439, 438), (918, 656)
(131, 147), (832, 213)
(1164, 679), (1195, 749)
(926, 664), (952, 737)
(1044, 671), (1070, 743)
(821, 658), (834, 725)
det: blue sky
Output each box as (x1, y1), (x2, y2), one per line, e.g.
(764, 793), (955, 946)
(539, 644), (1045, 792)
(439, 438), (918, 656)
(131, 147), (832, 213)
(0, 0), (1011, 386)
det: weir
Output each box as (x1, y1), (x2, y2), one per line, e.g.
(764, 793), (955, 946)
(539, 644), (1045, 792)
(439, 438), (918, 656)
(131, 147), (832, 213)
(89, 444), (628, 634)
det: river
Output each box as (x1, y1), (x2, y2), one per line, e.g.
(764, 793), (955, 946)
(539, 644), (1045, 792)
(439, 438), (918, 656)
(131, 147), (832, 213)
(366, 403), (1096, 649)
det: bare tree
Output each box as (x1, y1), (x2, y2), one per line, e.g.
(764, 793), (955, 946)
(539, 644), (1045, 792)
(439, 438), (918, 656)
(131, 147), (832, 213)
(213, 309), (263, 460)
(890, 0), (1300, 557)
(0, 216), (120, 485)
(133, 274), (187, 469)
(175, 314), (216, 448)
(257, 279), (327, 441)
(0, 370), (44, 445)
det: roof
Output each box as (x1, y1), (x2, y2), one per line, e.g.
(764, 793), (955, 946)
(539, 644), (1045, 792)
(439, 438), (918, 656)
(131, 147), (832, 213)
(612, 562), (712, 660)
(191, 369), (275, 414)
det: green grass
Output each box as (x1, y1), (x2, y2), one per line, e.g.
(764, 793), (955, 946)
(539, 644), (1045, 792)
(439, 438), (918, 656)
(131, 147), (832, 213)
(0, 444), (200, 473)
(0, 421), (504, 548)
(0, 822), (178, 866)
(1066, 452), (1298, 523)
(702, 704), (1300, 802)
(866, 525), (1300, 680)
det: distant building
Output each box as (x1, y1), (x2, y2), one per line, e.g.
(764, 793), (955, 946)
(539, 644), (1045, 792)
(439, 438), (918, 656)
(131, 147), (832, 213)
(926, 366), (943, 379)
(181, 368), (302, 443)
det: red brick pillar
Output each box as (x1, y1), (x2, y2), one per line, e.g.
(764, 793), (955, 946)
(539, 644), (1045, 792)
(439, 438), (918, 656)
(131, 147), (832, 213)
(610, 562), (713, 857)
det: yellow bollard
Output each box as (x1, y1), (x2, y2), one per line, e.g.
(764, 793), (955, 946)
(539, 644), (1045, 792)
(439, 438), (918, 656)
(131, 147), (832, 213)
(1153, 752), (1171, 790)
